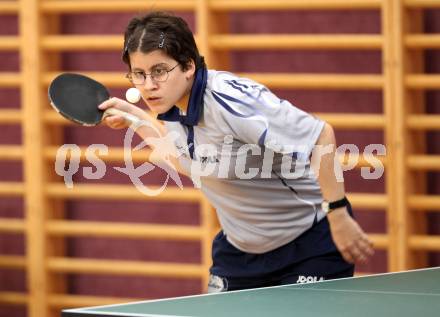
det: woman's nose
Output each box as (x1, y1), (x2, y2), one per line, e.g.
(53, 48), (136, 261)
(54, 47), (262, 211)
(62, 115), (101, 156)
(143, 75), (158, 90)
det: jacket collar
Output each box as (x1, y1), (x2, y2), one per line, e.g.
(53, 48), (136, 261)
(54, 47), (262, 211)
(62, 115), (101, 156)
(157, 66), (207, 126)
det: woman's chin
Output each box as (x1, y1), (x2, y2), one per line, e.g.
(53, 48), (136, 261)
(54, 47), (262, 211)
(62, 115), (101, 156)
(146, 102), (167, 113)
(152, 106), (174, 115)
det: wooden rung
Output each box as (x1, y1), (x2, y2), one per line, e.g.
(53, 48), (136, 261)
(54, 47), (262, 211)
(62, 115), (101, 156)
(239, 73), (383, 90)
(315, 113), (385, 129)
(44, 145), (152, 164)
(0, 110), (22, 124)
(46, 183), (203, 202)
(0, 256), (26, 268)
(406, 34), (440, 49)
(0, 292), (28, 305)
(408, 195), (440, 210)
(406, 74), (440, 89)
(0, 73), (21, 87)
(0, 1), (19, 13)
(407, 114), (440, 130)
(338, 153), (386, 169)
(210, 35), (382, 50)
(48, 294), (143, 309)
(48, 257), (204, 278)
(44, 109), (386, 130)
(0, 182), (25, 196)
(44, 72), (125, 88)
(368, 233), (389, 249)
(0, 36), (19, 51)
(407, 155), (440, 170)
(405, 0), (440, 8)
(47, 220), (203, 241)
(0, 218), (25, 233)
(49, 146), (389, 176)
(210, 0), (381, 10)
(0, 145), (23, 160)
(40, 0), (195, 13)
(44, 72), (384, 90)
(44, 110), (72, 124)
(409, 235), (440, 250)
(40, 34), (197, 51)
(348, 193), (388, 209)
(42, 35), (123, 51)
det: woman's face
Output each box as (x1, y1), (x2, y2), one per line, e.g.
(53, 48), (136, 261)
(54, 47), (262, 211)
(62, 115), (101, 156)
(128, 50), (195, 114)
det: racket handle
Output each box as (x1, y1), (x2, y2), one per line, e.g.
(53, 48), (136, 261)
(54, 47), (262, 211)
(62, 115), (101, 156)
(104, 108), (142, 126)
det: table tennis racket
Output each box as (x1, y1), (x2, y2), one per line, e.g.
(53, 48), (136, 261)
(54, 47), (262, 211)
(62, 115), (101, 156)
(48, 73), (141, 126)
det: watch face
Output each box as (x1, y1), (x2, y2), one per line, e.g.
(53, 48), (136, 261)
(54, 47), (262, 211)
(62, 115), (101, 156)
(321, 201), (329, 213)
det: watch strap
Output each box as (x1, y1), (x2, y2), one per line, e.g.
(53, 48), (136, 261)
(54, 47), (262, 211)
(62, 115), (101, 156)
(328, 196), (349, 210)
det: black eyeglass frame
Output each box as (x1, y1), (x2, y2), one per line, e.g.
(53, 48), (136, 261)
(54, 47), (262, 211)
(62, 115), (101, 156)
(125, 63), (180, 85)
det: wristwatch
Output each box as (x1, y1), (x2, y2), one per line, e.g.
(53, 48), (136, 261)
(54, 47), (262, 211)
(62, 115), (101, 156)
(321, 196), (349, 214)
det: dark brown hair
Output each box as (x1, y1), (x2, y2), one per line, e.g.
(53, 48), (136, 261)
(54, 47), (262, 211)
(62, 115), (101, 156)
(122, 11), (204, 71)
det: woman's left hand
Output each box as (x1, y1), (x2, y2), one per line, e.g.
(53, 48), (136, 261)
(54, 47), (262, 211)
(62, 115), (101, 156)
(327, 207), (374, 264)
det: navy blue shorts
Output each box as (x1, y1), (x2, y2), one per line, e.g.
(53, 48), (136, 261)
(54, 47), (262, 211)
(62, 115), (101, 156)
(209, 206), (355, 292)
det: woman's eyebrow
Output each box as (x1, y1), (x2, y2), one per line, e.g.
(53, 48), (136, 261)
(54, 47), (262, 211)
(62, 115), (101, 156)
(150, 63), (168, 69)
(131, 67), (145, 72)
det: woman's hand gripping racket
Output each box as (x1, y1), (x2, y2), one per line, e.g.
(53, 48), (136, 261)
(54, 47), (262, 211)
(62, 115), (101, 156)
(48, 73), (141, 126)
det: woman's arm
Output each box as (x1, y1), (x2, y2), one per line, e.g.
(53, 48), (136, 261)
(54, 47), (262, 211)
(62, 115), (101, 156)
(311, 122), (374, 263)
(99, 97), (183, 174)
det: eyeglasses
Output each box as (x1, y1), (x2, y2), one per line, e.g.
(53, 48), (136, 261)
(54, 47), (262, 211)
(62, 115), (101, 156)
(125, 63), (180, 85)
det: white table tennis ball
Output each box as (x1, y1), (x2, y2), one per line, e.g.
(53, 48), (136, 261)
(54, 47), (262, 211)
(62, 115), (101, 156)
(125, 88), (141, 103)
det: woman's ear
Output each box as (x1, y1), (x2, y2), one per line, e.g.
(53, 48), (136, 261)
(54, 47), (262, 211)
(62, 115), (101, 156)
(184, 59), (196, 80)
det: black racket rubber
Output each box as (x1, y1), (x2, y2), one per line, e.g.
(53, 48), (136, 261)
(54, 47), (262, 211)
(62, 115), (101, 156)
(48, 73), (110, 126)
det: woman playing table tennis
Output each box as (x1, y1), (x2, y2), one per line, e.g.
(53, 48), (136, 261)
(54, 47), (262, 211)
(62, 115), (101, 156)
(99, 11), (374, 292)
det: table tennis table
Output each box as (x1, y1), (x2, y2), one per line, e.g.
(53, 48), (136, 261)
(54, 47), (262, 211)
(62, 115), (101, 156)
(62, 267), (440, 317)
